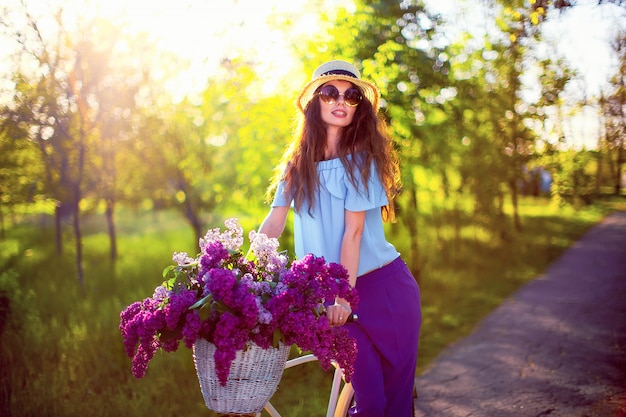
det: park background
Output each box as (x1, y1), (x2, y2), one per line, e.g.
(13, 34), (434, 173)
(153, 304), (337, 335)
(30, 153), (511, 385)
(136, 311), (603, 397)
(1, 0), (625, 415)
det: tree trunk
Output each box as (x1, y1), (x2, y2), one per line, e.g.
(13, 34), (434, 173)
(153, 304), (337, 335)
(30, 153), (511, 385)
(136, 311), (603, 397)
(54, 202), (64, 256)
(73, 120), (86, 293)
(105, 198), (118, 261)
(615, 136), (624, 196)
(0, 291), (11, 417)
(72, 198), (85, 294)
(509, 179), (522, 232)
(596, 105), (605, 194)
(453, 198), (462, 258)
(0, 206), (5, 240)
(183, 198), (203, 243)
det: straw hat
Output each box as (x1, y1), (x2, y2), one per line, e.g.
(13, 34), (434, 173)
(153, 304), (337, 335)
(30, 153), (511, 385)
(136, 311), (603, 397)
(297, 60), (380, 112)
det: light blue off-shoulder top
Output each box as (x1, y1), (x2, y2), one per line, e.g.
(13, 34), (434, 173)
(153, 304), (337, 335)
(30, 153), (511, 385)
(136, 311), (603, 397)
(271, 156), (399, 277)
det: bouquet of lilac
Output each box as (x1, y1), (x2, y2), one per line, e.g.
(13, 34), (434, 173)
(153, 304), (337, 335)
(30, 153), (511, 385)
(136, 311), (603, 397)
(119, 218), (358, 386)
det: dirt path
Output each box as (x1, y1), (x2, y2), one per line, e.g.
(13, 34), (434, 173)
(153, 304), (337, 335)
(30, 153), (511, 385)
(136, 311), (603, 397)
(413, 211), (626, 417)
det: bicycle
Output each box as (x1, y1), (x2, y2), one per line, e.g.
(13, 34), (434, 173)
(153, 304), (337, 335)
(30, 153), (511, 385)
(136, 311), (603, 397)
(260, 313), (357, 417)
(260, 352), (418, 417)
(257, 313), (416, 417)
(260, 353), (354, 417)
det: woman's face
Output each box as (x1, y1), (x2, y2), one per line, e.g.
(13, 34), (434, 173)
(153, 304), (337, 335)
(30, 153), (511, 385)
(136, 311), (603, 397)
(318, 80), (359, 130)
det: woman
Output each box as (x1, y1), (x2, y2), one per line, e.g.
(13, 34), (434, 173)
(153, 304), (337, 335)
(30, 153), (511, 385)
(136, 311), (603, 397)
(259, 60), (421, 417)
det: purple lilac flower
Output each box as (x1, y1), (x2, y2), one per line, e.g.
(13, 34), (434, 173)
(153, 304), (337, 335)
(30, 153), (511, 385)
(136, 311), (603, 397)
(332, 327), (358, 381)
(120, 218), (359, 384)
(181, 311), (202, 349)
(205, 268), (237, 304)
(120, 299), (165, 378)
(233, 283), (259, 327)
(199, 241), (229, 273)
(163, 289), (197, 330)
(212, 312), (248, 385)
(161, 339), (179, 352)
(131, 342), (154, 378)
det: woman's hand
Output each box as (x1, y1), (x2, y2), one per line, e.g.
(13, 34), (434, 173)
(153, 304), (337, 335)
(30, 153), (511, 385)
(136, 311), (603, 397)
(327, 300), (352, 326)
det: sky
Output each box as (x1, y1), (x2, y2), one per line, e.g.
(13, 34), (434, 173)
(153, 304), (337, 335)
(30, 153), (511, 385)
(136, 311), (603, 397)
(541, 2), (624, 148)
(1, 0), (624, 148)
(2, 0), (621, 96)
(92, 0), (356, 98)
(92, 0), (327, 96)
(0, 0), (340, 100)
(423, 0), (625, 149)
(426, 0), (623, 97)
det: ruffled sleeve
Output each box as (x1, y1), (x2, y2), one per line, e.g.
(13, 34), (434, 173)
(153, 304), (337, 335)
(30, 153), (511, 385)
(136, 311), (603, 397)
(321, 159), (388, 212)
(271, 180), (292, 207)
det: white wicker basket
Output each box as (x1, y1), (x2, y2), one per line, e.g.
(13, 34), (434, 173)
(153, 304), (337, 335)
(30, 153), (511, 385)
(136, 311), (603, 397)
(193, 339), (291, 414)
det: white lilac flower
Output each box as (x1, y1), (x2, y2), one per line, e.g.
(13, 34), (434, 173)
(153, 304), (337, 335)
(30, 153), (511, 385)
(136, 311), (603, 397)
(264, 253), (289, 274)
(172, 252), (194, 265)
(199, 227), (222, 252)
(221, 218), (244, 251)
(248, 230), (282, 269)
(200, 218), (244, 252)
(276, 253), (288, 268)
(153, 285), (170, 301)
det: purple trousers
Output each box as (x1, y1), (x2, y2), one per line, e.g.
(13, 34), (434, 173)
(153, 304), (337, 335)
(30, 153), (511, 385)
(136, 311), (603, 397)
(345, 256), (421, 417)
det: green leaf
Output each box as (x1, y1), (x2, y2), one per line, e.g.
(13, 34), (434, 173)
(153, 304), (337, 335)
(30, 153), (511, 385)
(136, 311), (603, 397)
(213, 301), (234, 315)
(161, 276), (177, 290)
(162, 265), (176, 278)
(272, 329), (284, 349)
(198, 305), (211, 321)
(189, 294), (212, 310)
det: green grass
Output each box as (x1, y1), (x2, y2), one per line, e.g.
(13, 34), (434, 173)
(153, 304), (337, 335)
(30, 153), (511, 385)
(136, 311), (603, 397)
(0, 197), (619, 417)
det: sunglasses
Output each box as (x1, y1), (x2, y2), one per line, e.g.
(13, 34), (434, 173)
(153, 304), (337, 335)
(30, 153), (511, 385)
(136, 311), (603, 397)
(316, 85), (363, 107)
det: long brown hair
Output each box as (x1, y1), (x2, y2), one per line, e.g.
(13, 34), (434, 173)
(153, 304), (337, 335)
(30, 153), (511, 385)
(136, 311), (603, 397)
(268, 86), (401, 222)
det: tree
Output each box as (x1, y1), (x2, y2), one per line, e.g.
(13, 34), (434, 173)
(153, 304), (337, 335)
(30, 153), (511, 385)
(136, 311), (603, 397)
(446, 39), (520, 234)
(467, 1), (577, 230)
(602, 31), (626, 196)
(0, 123), (43, 239)
(0, 4), (147, 288)
(85, 30), (159, 261)
(1, 8), (91, 289)
(130, 60), (266, 242)
(221, 93), (294, 220)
